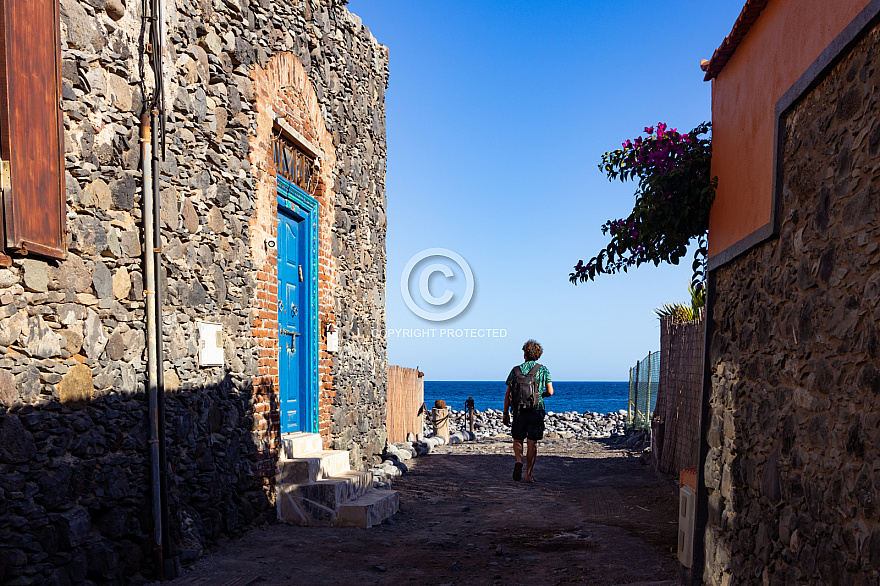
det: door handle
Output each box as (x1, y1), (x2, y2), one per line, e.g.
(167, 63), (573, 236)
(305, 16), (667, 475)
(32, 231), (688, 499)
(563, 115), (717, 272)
(281, 328), (301, 337)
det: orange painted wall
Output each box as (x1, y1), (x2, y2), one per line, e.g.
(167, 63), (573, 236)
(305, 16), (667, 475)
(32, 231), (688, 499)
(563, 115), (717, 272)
(708, 0), (870, 258)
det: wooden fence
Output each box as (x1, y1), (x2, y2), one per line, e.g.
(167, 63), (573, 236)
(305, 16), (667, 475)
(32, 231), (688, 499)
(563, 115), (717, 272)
(386, 365), (425, 444)
(652, 314), (704, 476)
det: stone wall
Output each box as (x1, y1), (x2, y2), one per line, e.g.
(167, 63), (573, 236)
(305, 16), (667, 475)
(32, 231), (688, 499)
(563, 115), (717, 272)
(0, 0), (388, 583)
(704, 23), (880, 585)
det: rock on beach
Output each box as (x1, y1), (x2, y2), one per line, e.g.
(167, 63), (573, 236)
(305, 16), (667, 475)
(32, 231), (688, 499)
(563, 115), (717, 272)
(425, 408), (629, 440)
(374, 408), (637, 488)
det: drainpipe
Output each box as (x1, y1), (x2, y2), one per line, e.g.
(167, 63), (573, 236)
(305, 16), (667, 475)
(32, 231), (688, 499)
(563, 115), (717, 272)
(151, 107), (176, 579)
(141, 113), (164, 579)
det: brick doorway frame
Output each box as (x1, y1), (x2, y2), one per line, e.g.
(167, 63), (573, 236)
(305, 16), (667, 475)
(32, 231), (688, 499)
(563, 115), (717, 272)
(248, 52), (338, 486)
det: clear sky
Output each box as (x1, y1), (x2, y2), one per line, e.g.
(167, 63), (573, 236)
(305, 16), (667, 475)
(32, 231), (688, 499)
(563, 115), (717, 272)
(346, 0), (745, 382)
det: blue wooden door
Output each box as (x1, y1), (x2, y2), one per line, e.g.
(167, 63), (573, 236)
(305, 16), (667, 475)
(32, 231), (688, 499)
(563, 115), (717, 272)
(278, 208), (308, 433)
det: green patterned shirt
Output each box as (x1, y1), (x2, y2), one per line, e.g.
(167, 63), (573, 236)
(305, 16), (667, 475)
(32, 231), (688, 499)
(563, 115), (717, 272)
(505, 361), (552, 411)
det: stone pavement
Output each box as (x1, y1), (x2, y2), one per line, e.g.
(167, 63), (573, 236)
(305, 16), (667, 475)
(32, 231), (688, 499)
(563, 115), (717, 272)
(160, 436), (680, 586)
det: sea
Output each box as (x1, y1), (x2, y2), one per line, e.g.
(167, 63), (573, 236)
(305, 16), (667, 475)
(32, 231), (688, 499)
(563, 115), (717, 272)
(424, 381), (629, 415)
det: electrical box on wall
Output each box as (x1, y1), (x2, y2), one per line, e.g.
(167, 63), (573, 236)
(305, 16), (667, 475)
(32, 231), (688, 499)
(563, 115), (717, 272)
(198, 321), (224, 367)
(678, 485), (696, 568)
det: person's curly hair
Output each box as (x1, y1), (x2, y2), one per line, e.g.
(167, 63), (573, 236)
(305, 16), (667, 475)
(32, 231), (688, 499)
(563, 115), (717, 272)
(522, 339), (543, 361)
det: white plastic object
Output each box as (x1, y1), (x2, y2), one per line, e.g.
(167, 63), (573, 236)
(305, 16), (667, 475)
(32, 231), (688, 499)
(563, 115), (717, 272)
(198, 321), (224, 367)
(678, 485), (696, 568)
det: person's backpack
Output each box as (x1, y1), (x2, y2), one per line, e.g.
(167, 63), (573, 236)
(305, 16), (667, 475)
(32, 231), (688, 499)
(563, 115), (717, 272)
(509, 364), (542, 410)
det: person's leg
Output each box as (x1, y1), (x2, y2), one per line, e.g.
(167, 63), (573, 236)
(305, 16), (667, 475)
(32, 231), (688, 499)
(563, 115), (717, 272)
(512, 439), (524, 480)
(524, 439), (537, 481)
(511, 410), (527, 480)
(524, 410), (544, 482)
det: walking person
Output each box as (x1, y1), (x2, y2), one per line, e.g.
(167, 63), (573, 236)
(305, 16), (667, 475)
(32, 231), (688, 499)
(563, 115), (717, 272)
(502, 340), (553, 483)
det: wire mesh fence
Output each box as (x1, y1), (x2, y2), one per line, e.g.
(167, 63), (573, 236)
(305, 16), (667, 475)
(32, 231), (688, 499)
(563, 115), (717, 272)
(627, 350), (660, 431)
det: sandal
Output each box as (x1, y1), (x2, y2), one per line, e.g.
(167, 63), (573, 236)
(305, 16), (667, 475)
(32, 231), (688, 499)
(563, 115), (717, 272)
(513, 462), (523, 481)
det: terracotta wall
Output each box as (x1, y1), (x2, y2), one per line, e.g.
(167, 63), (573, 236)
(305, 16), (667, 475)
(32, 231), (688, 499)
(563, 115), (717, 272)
(704, 22), (880, 584)
(707, 0), (870, 259)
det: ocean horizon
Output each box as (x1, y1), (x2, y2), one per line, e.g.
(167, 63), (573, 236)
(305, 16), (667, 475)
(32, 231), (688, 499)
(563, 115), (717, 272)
(424, 380), (629, 415)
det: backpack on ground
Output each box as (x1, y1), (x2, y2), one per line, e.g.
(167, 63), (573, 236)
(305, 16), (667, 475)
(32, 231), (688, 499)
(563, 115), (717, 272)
(509, 364), (541, 411)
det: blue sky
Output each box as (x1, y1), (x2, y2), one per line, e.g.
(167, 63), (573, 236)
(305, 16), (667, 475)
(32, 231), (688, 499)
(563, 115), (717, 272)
(347, 0), (745, 381)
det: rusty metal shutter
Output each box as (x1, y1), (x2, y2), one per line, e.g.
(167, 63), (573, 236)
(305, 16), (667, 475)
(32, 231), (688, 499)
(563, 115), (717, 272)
(0, 0), (65, 260)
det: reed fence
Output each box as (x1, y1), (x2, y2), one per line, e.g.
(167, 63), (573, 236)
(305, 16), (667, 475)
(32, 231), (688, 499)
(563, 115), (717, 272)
(386, 365), (425, 444)
(652, 314), (704, 476)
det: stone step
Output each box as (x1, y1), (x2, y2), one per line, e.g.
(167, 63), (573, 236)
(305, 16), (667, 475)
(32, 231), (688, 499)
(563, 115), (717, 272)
(277, 470), (373, 526)
(277, 450), (351, 484)
(338, 489), (400, 529)
(281, 432), (323, 459)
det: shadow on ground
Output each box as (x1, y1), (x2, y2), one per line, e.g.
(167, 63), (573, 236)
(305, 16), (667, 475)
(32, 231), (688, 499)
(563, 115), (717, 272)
(164, 437), (680, 586)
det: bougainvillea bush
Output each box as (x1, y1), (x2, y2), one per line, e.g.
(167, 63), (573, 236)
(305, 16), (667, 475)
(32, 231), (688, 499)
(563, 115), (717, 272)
(570, 122), (716, 287)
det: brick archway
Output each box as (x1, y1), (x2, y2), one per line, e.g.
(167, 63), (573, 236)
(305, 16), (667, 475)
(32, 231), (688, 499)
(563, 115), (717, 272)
(248, 52), (338, 484)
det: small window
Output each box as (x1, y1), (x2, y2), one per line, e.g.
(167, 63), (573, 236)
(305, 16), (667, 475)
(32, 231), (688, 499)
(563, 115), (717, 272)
(272, 133), (316, 194)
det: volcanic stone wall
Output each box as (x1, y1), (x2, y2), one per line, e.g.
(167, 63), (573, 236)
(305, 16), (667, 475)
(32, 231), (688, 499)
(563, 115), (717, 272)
(704, 23), (880, 585)
(0, 0), (388, 583)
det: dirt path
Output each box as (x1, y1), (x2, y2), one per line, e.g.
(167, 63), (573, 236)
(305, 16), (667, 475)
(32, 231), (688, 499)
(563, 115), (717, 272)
(166, 436), (680, 586)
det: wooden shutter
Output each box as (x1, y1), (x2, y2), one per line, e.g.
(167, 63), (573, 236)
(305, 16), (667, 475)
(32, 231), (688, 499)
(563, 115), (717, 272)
(0, 0), (65, 260)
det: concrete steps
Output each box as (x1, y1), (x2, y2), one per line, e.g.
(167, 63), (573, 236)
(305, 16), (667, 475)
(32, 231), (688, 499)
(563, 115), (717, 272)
(281, 432), (323, 458)
(277, 450), (351, 484)
(276, 433), (399, 528)
(338, 489), (400, 529)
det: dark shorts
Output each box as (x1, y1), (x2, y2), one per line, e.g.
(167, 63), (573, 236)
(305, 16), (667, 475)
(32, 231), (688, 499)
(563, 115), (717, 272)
(511, 409), (545, 441)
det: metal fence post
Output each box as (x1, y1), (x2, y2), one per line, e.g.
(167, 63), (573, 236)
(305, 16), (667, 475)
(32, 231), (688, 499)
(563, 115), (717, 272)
(647, 351), (653, 424)
(632, 360), (640, 429)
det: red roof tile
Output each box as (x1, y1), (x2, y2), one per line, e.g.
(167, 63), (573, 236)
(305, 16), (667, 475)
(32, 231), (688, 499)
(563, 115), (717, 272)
(703, 0), (771, 81)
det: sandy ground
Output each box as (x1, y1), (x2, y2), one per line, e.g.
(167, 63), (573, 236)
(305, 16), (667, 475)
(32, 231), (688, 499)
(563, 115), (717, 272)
(164, 435), (680, 586)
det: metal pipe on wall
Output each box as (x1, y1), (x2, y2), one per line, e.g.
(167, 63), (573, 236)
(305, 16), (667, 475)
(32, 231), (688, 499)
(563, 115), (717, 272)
(141, 112), (164, 579)
(151, 107), (176, 578)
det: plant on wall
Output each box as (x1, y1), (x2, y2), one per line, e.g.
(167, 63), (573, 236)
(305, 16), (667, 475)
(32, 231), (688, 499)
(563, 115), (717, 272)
(654, 281), (706, 323)
(570, 122), (716, 288)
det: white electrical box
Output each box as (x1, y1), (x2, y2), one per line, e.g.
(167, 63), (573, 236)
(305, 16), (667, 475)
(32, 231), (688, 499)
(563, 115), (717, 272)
(198, 321), (224, 367)
(678, 485), (696, 568)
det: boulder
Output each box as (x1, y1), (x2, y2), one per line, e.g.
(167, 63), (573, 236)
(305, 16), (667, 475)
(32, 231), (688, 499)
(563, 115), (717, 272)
(92, 261), (113, 299)
(21, 259), (48, 292)
(0, 415), (36, 463)
(0, 310), (27, 346)
(70, 215), (107, 256)
(0, 369), (15, 408)
(49, 253), (92, 292)
(57, 364), (93, 406)
(112, 266), (131, 299)
(83, 309), (108, 358)
(21, 315), (64, 358)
